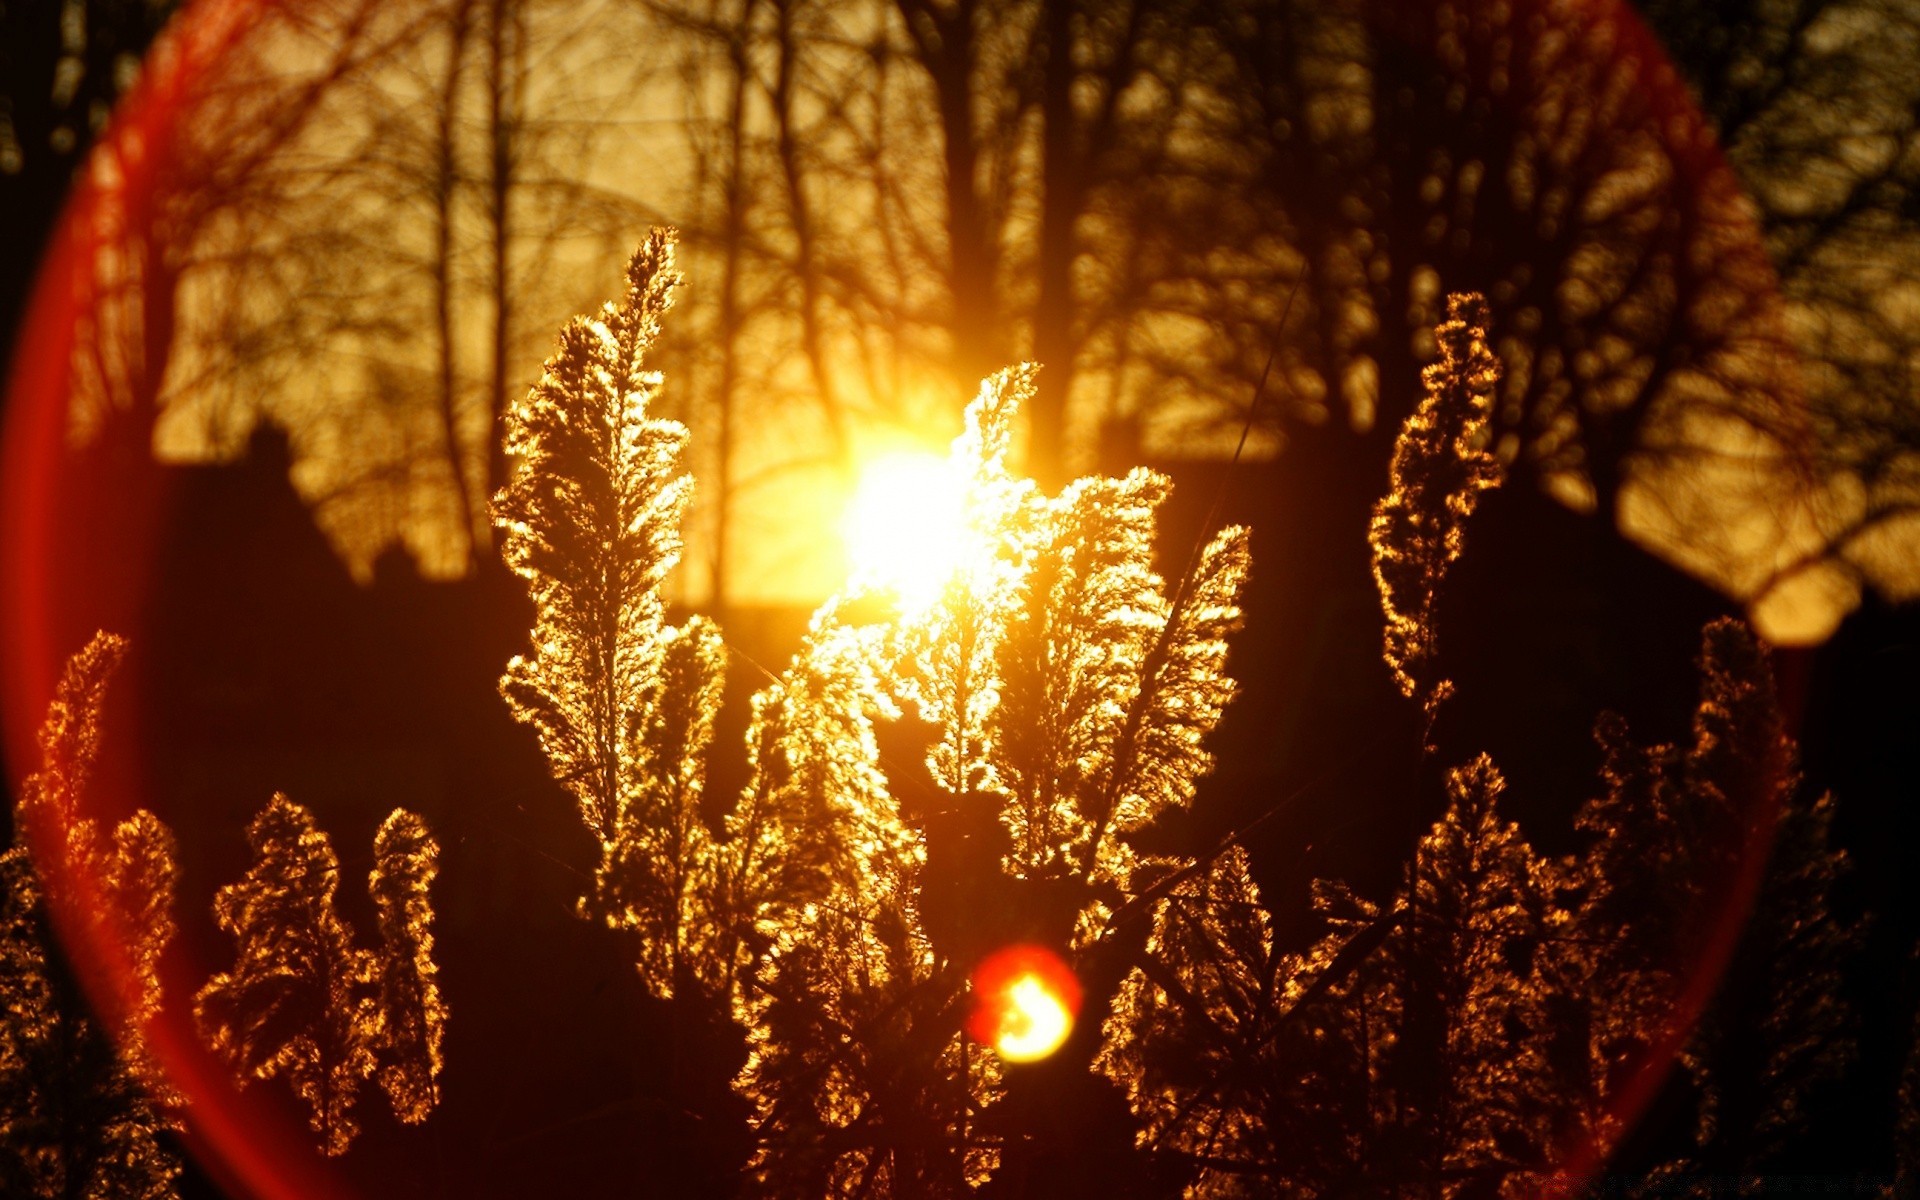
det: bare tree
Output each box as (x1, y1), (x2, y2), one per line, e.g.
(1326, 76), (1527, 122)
(1638, 0), (1920, 613)
(51, 0), (1919, 620)
(635, 0), (1920, 630)
(63, 0), (426, 457)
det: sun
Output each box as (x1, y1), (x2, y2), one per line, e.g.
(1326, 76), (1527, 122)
(993, 975), (1073, 1062)
(967, 944), (1082, 1063)
(841, 450), (970, 608)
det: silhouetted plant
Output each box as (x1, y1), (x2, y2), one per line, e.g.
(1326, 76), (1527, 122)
(0, 631), (181, 1199)
(499, 239), (1255, 1191)
(195, 795), (445, 1155)
(727, 362), (1250, 1194)
(369, 809), (447, 1125)
(1555, 617), (1860, 1181)
(1369, 291), (1505, 741)
(714, 612), (912, 996)
(492, 227), (738, 998)
(1099, 758), (1566, 1197)
(493, 241), (1876, 1195)
(1098, 295), (1857, 1197)
(1095, 842), (1307, 1192)
(1385, 756), (1563, 1190)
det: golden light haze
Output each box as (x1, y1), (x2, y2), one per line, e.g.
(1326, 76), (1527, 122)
(841, 449), (969, 610)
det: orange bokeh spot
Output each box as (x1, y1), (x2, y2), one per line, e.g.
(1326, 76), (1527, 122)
(967, 944), (1082, 1063)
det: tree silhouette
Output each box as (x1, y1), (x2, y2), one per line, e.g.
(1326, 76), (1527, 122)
(626, 0), (1843, 612)
(280, 0), (657, 573)
(1637, 0), (1920, 606)
(51, 0), (1915, 627)
(0, 632), (181, 1199)
(195, 794), (446, 1155)
(54, 0), (423, 457)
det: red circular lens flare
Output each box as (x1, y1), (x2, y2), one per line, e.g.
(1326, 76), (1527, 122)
(1, 0), (1807, 1191)
(967, 944), (1082, 1063)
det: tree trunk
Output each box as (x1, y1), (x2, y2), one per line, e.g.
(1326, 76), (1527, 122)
(1029, 0), (1079, 489)
(710, 0), (757, 613)
(434, 0), (478, 572)
(484, 0), (524, 536)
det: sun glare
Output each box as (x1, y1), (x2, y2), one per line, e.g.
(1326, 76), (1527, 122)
(968, 945), (1082, 1063)
(842, 451), (969, 608)
(994, 975), (1073, 1062)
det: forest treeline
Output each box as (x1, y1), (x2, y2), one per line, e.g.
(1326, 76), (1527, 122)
(6, 0), (1919, 623)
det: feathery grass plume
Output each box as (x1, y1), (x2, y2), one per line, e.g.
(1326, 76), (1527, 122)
(893, 366), (1251, 907)
(196, 795), (376, 1156)
(1099, 760), (1562, 1197)
(733, 366), (1251, 1193)
(1385, 756), (1560, 1189)
(992, 468), (1171, 881)
(725, 614), (995, 1195)
(369, 810), (446, 1124)
(196, 796), (445, 1154)
(1104, 615), (1857, 1195)
(729, 375), (1028, 1192)
(711, 611), (914, 1001)
(0, 851), (180, 1200)
(1369, 293), (1504, 739)
(17, 636), (183, 1065)
(1, 632), (181, 1199)
(604, 615), (726, 993)
(1554, 617), (1859, 1177)
(492, 228), (730, 997)
(1081, 520), (1250, 894)
(100, 811), (178, 1075)
(14, 633), (127, 862)
(494, 254), (1255, 1185)
(738, 862), (999, 1197)
(890, 366), (1038, 821)
(1094, 844), (1302, 1196)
